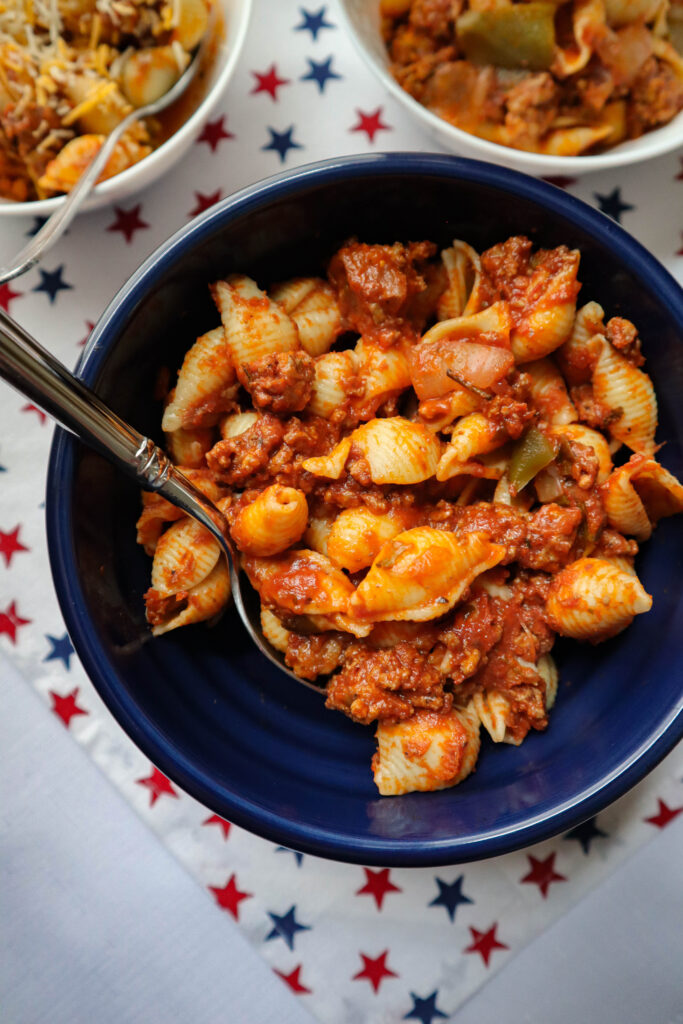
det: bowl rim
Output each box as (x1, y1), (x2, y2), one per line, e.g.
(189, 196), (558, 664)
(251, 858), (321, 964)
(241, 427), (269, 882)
(336, 0), (683, 175)
(0, 0), (252, 217)
(46, 152), (683, 866)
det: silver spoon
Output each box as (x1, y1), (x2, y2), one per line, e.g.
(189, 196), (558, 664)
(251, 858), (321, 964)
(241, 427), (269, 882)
(0, 43), (206, 286)
(0, 308), (318, 690)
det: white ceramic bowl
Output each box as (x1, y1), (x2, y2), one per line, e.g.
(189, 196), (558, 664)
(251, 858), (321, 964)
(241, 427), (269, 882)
(338, 0), (683, 176)
(0, 0), (251, 217)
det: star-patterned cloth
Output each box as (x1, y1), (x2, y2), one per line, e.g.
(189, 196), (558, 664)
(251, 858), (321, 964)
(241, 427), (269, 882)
(0, 2), (681, 1022)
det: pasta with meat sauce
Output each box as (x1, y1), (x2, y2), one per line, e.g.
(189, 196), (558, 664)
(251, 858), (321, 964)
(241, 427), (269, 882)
(138, 234), (683, 795)
(380, 0), (683, 156)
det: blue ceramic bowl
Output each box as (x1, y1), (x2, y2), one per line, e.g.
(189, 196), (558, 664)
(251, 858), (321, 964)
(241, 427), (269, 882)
(47, 154), (683, 866)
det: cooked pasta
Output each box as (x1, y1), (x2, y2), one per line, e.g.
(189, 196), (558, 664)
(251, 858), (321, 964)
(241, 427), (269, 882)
(0, 0), (212, 201)
(380, 0), (683, 157)
(138, 234), (683, 795)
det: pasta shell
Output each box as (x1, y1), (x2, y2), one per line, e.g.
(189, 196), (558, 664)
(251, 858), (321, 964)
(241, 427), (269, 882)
(546, 557), (652, 641)
(552, 422), (613, 484)
(151, 516), (221, 595)
(243, 548), (355, 616)
(539, 125), (613, 157)
(271, 277), (342, 356)
(161, 327), (234, 432)
(510, 249), (580, 363)
(304, 513), (335, 556)
(367, 621), (429, 648)
(418, 389), (480, 433)
(219, 410), (259, 439)
(552, 0), (605, 76)
(348, 528), (506, 622)
(525, 357), (578, 426)
(603, 456), (683, 540)
(136, 469), (225, 555)
(308, 351), (358, 419)
(301, 437), (352, 480)
(372, 703), (481, 796)
(269, 278), (317, 312)
(211, 275), (299, 366)
(436, 413), (503, 481)
(327, 508), (415, 573)
(164, 426), (214, 468)
(437, 240), (484, 320)
(351, 339), (412, 419)
(231, 485), (309, 557)
(604, 0), (661, 26)
(260, 606), (291, 654)
(557, 301), (605, 385)
(151, 559), (231, 636)
(538, 653), (559, 711)
(355, 418), (442, 484)
(472, 690), (510, 743)
(421, 301), (512, 349)
(592, 341), (657, 455)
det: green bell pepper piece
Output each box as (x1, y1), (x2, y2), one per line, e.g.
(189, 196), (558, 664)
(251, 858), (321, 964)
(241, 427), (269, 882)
(509, 425), (556, 492)
(456, 4), (557, 71)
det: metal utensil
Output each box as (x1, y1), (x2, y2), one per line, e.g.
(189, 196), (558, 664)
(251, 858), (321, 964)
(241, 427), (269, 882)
(0, 46), (205, 286)
(0, 308), (317, 689)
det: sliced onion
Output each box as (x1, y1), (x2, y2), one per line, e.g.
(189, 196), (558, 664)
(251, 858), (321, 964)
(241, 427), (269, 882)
(409, 339), (515, 401)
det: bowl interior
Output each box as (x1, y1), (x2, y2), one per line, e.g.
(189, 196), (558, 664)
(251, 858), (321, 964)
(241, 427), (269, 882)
(48, 158), (683, 865)
(339, 0), (683, 174)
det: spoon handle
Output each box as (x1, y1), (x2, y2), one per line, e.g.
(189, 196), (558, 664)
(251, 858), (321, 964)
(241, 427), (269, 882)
(0, 308), (228, 538)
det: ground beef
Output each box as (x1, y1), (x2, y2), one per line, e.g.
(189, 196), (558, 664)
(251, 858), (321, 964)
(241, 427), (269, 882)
(592, 528), (639, 560)
(437, 589), (503, 682)
(237, 350), (314, 414)
(524, 504), (583, 572)
(627, 57), (683, 137)
(144, 588), (187, 626)
(570, 384), (620, 432)
(285, 632), (349, 680)
(325, 642), (448, 724)
(504, 73), (559, 147)
(605, 317), (644, 367)
(408, 0), (459, 36)
(206, 414), (284, 486)
(328, 240), (437, 346)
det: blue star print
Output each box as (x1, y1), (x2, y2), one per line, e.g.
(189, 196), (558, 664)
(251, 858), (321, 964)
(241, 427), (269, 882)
(301, 56), (342, 93)
(26, 216), (48, 237)
(429, 875), (473, 922)
(265, 906), (311, 950)
(262, 126), (303, 163)
(43, 632), (74, 670)
(33, 265), (73, 303)
(564, 816), (609, 855)
(594, 187), (634, 223)
(404, 991), (448, 1024)
(294, 6), (334, 40)
(275, 846), (304, 866)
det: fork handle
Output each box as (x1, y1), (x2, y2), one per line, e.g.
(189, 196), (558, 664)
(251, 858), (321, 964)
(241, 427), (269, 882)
(0, 308), (230, 540)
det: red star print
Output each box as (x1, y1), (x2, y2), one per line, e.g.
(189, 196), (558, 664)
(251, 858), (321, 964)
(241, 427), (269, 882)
(274, 964), (312, 994)
(251, 63), (290, 101)
(463, 924), (509, 966)
(352, 950), (398, 993)
(676, 156), (683, 181)
(356, 867), (402, 910)
(202, 813), (231, 839)
(136, 766), (179, 806)
(0, 525), (29, 567)
(197, 115), (234, 152)
(0, 280), (22, 313)
(49, 687), (88, 727)
(78, 319), (96, 347)
(644, 799), (683, 829)
(520, 852), (567, 898)
(542, 175), (578, 189)
(677, 232), (683, 257)
(208, 873), (252, 920)
(350, 107), (391, 143)
(189, 189), (222, 218)
(21, 404), (47, 424)
(107, 205), (150, 244)
(0, 600), (31, 643)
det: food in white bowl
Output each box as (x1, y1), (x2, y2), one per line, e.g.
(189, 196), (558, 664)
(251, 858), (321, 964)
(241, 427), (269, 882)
(0, 0), (251, 214)
(136, 234), (683, 796)
(339, 0), (683, 174)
